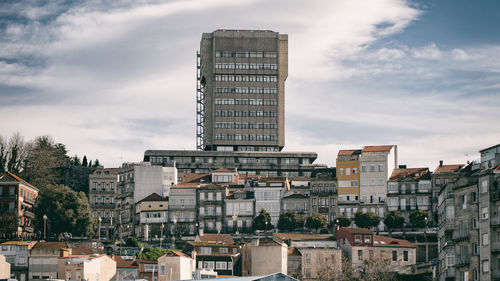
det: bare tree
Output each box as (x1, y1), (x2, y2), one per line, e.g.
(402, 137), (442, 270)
(317, 256), (395, 281)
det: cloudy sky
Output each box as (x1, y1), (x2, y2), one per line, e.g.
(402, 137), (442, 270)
(1, 0), (499, 169)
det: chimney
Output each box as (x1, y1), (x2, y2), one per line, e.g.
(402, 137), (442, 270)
(439, 160), (443, 167)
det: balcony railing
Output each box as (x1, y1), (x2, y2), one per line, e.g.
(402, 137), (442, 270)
(491, 242), (500, 253)
(90, 189), (116, 194)
(454, 256), (470, 267)
(23, 210), (35, 218)
(92, 203), (116, 209)
(441, 219), (455, 231)
(453, 231), (469, 241)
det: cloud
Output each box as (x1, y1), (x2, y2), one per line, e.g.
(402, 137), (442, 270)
(411, 43), (442, 59)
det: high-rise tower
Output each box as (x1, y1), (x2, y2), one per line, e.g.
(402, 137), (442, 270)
(197, 30), (287, 152)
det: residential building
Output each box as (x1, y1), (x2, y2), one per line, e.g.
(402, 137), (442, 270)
(182, 239), (241, 276)
(254, 177), (288, 225)
(282, 193), (309, 216)
(117, 162), (177, 239)
(359, 145), (397, 220)
(197, 185), (227, 233)
(0, 241), (36, 281)
(197, 29), (287, 152)
(28, 242), (68, 281)
(89, 168), (119, 240)
(135, 193), (168, 242)
(185, 273), (298, 281)
(249, 240), (288, 276)
(169, 184), (199, 237)
(287, 247), (302, 279)
(157, 251), (195, 281)
(309, 168), (337, 223)
(212, 168), (239, 186)
(225, 190), (254, 233)
(144, 150), (320, 177)
(298, 247), (342, 280)
(451, 163), (480, 281)
(387, 166), (432, 225)
(288, 178), (310, 195)
(0, 172), (38, 239)
(480, 144), (500, 170)
(137, 259), (158, 281)
(437, 178), (457, 281)
(337, 227), (416, 272)
(336, 150), (361, 219)
(110, 255), (139, 281)
(432, 161), (463, 227)
(58, 250), (116, 281)
(0, 254), (10, 280)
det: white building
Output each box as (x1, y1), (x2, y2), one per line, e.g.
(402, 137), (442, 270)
(157, 251), (195, 281)
(359, 145), (397, 218)
(254, 178), (288, 226)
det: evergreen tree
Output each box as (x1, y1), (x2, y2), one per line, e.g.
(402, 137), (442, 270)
(410, 210), (428, 229)
(334, 215), (351, 227)
(354, 212), (380, 229)
(82, 156), (88, 167)
(253, 209), (273, 231)
(278, 211), (304, 232)
(384, 211), (405, 230)
(93, 159), (100, 167)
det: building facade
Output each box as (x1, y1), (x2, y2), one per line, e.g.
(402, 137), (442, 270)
(225, 190), (254, 234)
(157, 251), (195, 281)
(169, 184), (199, 237)
(198, 29), (287, 152)
(28, 242), (68, 281)
(432, 161), (463, 227)
(89, 168), (119, 240)
(309, 168), (337, 223)
(134, 193), (168, 243)
(0, 172), (38, 239)
(336, 150), (361, 219)
(254, 177), (288, 226)
(197, 185), (227, 233)
(0, 241), (37, 281)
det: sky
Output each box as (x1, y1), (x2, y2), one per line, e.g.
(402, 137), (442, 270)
(1, 0), (499, 169)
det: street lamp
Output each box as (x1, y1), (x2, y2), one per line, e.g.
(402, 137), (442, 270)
(98, 217), (102, 241)
(43, 214), (47, 240)
(265, 221), (268, 240)
(172, 217), (177, 249)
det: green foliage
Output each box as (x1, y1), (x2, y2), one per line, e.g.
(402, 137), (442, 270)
(93, 159), (100, 167)
(126, 237), (140, 247)
(82, 156), (88, 167)
(335, 215), (351, 227)
(305, 213), (327, 231)
(277, 211), (304, 232)
(253, 209), (273, 231)
(36, 184), (95, 237)
(410, 210), (428, 229)
(354, 212), (380, 229)
(384, 211), (405, 230)
(136, 247), (175, 261)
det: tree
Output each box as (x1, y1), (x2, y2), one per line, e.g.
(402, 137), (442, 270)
(410, 210), (428, 229)
(136, 247), (175, 260)
(253, 209), (273, 231)
(354, 212), (380, 229)
(317, 256), (396, 281)
(0, 136), (7, 172)
(384, 211), (405, 230)
(82, 156), (88, 167)
(305, 213), (327, 232)
(277, 211), (304, 232)
(6, 133), (27, 174)
(71, 155), (81, 166)
(335, 215), (351, 227)
(36, 184), (95, 237)
(93, 159), (100, 168)
(126, 237), (140, 247)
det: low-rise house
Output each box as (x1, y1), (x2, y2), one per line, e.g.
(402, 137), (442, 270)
(183, 234), (241, 276)
(0, 254), (11, 280)
(0, 241), (37, 281)
(135, 193), (169, 242)
(110, 255), (139, 281)
(248, 240), (288, 276)
(157, 251), (195, 281)
(58, 249), (116, 281)
(337, 227), (416, 272)
(137, 259), (158, 281)
(28, 241), (68, 281)
(0, 172), (39, 240)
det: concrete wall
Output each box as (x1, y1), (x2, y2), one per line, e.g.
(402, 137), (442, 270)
(299, 248), (341, 280)
(0, 255), (10, 279)
(251, 243), (287, 276)
(158, 255), (194, 281)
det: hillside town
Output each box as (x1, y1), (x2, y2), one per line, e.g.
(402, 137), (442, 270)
(1, 30), (499, 281)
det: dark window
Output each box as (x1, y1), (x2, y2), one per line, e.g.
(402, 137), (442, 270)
(392, 251), (397, 261)
(404, 251), (408, 261)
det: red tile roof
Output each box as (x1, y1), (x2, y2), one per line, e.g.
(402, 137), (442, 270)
(389, 168), (430, 181)
(213, 168), (235, 173)
(111, 255), (138, 268)
(0, 171), (39, 191)
(338, 150), (361, 156)
(273, 233), (330, 241)
(337, 227), (373, 235)
(362, 145), (394, 152)
(373, 235), (415, 248)
(195, 234), (234, 245)
(32, 242), (68, 251)
(136, 193), (167, 203)
(434, 164), (463, 174)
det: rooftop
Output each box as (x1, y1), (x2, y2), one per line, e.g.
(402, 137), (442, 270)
(373, 235), (415, 248)
(338, 227), (373, 235)
(273, 233), (331, 241)
(337, 150), (361, 157)
(362, 145), (395, 152)
(389, 167), (430, 181)
(195, 233), (234, 245)
(136, 193), (167, 203)
(32, 242), (68, 251)
(0, 171), (39, 191)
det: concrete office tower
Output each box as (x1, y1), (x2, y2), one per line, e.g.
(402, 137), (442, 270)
(197, 29), (288, 152)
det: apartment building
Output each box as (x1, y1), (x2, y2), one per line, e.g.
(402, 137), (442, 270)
(169, 184), (199, 237)
(309, 168), (337, 223)
(135, 193), (168, 242)
(432, 161), (463, 227)
(0, 172), (38, 239)
(336, 150), (361, 219)
(282, 194), (309, 216)
(58, 250), (116, 281)
(183, 239), (241, 276)
(89, 168), (119, 240)
(437, 178), (458, 281)
(387, 166), (432, 225)
(225, 190), (254, 233)
(28, 242), (68, 281)
(359, 145), (397, 219)
(0, 241), (36, 281)
(117, 162), (177, 239)
(197, 185), (227, 233)
(254, 177), (288, 225)
(337, 227), (416, 272)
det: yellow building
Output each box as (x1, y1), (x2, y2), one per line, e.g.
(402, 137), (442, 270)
(336, 150), (361, 219)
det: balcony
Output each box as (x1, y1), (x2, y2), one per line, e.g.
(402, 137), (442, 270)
(452, 231), (469, 241)
(24, 197), (36, 205)
(454, 256), (470, 267)
(493, 270), (500, 281)
(441, 219), (455, 232)
(23, 210), (35, 218)
(440, 267), (455, 280)
(92, 203), (116, 209)
(90, 189), (116, 194)
(492, 216), (500, 228)
(0, 194), (16, 199)
(491, 242), (500, 253)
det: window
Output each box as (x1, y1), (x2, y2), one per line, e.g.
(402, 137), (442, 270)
(460, 195), (467, 209)
(339, 168), (344, 176)
(482, 207), (489, 219)
(378, 164), (383, 172)
(160, 265), (166, 276)
(354, 235), (362, 243)
(370, 165), (375, 172)
(481, 180), (488, 193)
(472, 243), (478, 255)
(461, 271), (469, 281)
(361, 165), (366, 172)
(203, 261), (215, 269)
(93, 182), (97, 190)
(364, 236), (372, 243)
(305, 269), (311, 278)
(446, 254), (455, 267)
(471, 192), (477, 203)
(358, 250), (363, 260)
(404, 251), (408, 261)
(346, 168), (351, 175)
(305, 253), (311, 264)
(219, 248), (228, 253)
(392, 251), (397, 261)
(482, 233), (489, 246)
(483, 260), (489, 273)
(216, 262), (227, 270)
(200, 247), (211, 254)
